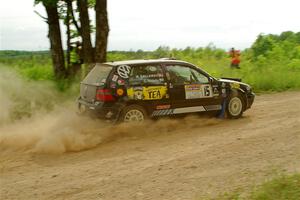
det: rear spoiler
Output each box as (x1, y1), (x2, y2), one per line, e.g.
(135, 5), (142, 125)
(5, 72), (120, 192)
(221, 77), (242, 82)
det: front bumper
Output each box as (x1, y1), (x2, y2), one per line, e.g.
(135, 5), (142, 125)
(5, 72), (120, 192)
(77, 97), (122, 120)
(246, 92), (255, 109)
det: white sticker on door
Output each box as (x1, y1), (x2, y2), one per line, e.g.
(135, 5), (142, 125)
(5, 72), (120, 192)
(185, 84), (202, 99)
(185, 84), (213, 99)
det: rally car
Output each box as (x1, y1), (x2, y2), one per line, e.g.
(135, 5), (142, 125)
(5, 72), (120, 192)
(78, 59), (255, 122)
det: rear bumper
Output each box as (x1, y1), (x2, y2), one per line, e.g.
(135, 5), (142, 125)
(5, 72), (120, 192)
(77, 97), (122, 120)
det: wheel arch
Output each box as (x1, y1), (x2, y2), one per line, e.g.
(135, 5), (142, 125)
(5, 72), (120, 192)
(229, 88), (247, 111)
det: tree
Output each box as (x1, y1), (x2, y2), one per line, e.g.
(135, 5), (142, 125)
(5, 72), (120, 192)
(251, 34), (275, 60)
(95, 0), (109, 63)
(65, 0), (72, 68)
(77, 0), (94, 63)
(41, 0), (66, 79)
(36, 0), (109, 79)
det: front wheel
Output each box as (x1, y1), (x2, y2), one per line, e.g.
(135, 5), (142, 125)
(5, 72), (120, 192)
(226, 94), (245, 119)
(119, 105), (148, 123)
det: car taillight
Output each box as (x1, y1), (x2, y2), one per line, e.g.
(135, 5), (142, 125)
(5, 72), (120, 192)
(96, 89), (115, 102)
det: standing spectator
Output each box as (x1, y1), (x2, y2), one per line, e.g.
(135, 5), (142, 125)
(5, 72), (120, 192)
(229, 48), (241, 69)
(70, 42), (83, 75)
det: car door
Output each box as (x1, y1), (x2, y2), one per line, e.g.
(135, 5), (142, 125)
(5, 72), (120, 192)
(127, 64), (171, 114)
(163, 64), (222, 114)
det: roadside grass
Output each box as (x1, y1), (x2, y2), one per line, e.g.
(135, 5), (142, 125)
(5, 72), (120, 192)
(207, 173), (300, 200)
(1, 50), (300, 94)
(250, 173), (300, 200)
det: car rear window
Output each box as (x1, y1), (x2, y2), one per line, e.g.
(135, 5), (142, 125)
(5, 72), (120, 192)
(82, 64), (113, 85)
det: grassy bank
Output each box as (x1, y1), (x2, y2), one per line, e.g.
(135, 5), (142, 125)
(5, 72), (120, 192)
(209, 173), (300, 200)
(1, 49), (300, 93)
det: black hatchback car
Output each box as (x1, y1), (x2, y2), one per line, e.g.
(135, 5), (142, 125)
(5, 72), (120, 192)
(78, 59), (255, 122)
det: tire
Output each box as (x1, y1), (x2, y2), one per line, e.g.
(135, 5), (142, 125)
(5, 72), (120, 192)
(226, 92), (245, 119)
(119, 105), (148, 123)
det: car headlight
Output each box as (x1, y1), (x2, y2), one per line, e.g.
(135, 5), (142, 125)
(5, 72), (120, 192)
(245, 86), (251, 92)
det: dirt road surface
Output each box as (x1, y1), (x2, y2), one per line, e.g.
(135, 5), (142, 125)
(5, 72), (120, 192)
(1, 91), (300, 200)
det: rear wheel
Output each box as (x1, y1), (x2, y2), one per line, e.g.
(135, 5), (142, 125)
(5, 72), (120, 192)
(226, 93), (245, 119)
(119, 105), (148, 122)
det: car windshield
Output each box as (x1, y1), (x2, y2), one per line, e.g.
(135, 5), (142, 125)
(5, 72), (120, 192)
(82, 64), (113, 85)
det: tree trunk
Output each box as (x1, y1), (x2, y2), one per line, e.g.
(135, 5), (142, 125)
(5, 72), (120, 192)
(43, 1), (66, 79)
(66, 0), (72, 69)
(70, 2), (81, 35)
(77, 0), (94, 64)
(95, 0), (109, 63)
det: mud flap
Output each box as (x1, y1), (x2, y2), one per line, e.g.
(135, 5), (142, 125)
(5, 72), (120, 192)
(77, 103), (87, 115)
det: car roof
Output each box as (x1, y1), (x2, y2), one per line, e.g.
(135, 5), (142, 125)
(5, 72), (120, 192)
(104, 59), (192, 66)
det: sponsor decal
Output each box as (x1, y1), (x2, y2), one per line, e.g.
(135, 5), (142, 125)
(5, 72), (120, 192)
(116, 88), (124, 96)
(213, 86), (219, 96)
(149, 66), (158, 72)
(151, 105), (222, 116)
(185, 84), (202, 99)
(185, 84), (213, 99)
(230, 82), (240, 89)
(127, 86), (167, 100)
(156, 104), (171, 110)
(112, 75), (118, 82)
(203, 85), (212, 97)
(144, 86), (167, 100)
(110, 83), (116, 88)
(135, 74), (164, 79)
(152, 109), (174, 116)
(117, 79), (125, 85)
(117, 65), (131, 79)
(127, 87), (143, 100)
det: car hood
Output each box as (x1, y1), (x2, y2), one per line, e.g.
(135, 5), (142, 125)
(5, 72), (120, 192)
(219, 78), (251, 88)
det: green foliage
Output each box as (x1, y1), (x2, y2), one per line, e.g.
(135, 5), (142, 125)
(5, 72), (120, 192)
(0, 51), (54, 81)
(250, 31), (300, 62)
(206, 173), (300, 200)
(1, 31), (300, 94)
(250, 174), (300, 200)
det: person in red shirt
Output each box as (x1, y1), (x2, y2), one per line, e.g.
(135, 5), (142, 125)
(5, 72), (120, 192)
(229, 48), (241, 69)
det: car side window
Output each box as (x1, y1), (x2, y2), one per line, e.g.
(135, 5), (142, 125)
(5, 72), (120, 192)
(165, 65), (209, 85)
(129, 65), (165, 86)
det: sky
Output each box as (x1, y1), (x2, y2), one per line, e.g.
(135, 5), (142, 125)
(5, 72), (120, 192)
(0, 0), (300, 51)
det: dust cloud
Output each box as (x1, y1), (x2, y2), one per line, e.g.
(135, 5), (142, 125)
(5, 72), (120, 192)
(0, 67), (62, 124)
(0, 67), (221, 154)
(0, 108), (109, 153)
(0, 67), (110, 153)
